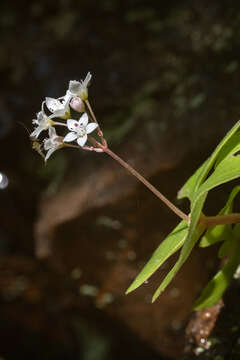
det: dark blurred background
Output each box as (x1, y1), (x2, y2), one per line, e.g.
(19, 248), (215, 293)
(1, 0), (240, 359)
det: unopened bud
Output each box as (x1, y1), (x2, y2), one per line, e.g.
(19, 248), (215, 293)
(70, 97), (85, 112)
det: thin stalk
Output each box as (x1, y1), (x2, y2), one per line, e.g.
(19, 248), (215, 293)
(85, 100), (99, 126)
(200, 213), (240, 227)
(64, 143), (80, 149)
(54, 121), (67, 127)
(85, 100), (107, 147)
(68, 136), (240, 227)
(103, 147), (189, 222)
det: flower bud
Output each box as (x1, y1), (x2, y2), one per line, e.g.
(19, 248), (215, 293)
(70, 97), (85, 112)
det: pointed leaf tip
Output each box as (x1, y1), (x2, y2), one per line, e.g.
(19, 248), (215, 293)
(125, 221), (188, 295)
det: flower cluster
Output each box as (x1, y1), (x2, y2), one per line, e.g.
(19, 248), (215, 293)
(30, 72), (101, 162)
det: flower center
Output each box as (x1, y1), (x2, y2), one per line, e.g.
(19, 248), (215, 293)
(77, 126), (86, 137)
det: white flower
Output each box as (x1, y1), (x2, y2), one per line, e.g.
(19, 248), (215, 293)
(63, 113), (98, 147)
(68, 72), (92, 101)
(31, 110), (55, 138)
(45, 90), (72, 119)
(44, 127), (63, 161)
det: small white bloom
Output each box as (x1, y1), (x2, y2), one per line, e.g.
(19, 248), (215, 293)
(31, 110), (54, 138)
(63, 112), (98, 147)
(68, 72), (92, 101)
(44, 127), (63, 161)
(45, 90), (72, 119)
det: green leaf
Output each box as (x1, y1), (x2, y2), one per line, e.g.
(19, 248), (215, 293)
(200, 222), (229, 248)
(215, 132), (240, 168)
(233, 223), (240, 237)
(194, 238), (240, 310)
(196, 121), (240, 185)
(178, 160), (208, 201)
(126, 220), (188, 294)
(199, 185), (240, 248)
(178, 121), (240, 202)
(197, 155), (240, 197)
(152, 192), (207, 302)
(218, 237), (235, 259)
(127, 121), (240, 301)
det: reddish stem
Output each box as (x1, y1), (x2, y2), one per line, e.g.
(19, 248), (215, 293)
(200, 213), (240, 227)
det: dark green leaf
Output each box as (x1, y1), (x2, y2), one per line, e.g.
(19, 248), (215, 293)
(197, 155), (240, 197)
(152, 193), (207, 302)
(194, 238), (240, 310)
(215, 132), (240, 168)
(178, 160), (208, 201)
(233, 223), (240, 237)
(179, 121), (240, 202)
(126, 220), (188, 294)
(218, 237), (235, 259)
(200, 185), (240, 248)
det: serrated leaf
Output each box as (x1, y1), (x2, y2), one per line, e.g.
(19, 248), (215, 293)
(194, 238), (240, 310)
(126, 220), (188, 294)
(152, 193), (207, 302)
(199, 185), (240, 248)
(178, 121), (240, 202)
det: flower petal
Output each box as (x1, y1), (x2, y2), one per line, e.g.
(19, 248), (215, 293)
(86, 122), (98, 134)
(50, 108), (65, 118)
(37, 111), (44, 121)
(45, 147), (57, 162)
(46, 97), (62, 113)
(44, 139), (52, 150)
(69, 80), (81, 95)
(41, 100), (46, 113)
(82, 72), (92, 87)
(77, 134), (87, 147)
(31, 125), (44, 138)
(67, 119), (79, 131)
(63, 90), (72, 104)
(48, 126), (56, 138)
(78, 113), (88, 127)
(36, 111), (45, 125)
(63, 132), (78, 142)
